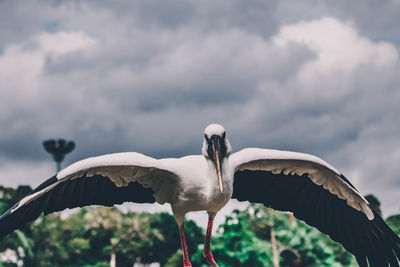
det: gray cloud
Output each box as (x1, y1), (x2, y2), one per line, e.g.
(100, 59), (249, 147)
(0, 0), (400, 217)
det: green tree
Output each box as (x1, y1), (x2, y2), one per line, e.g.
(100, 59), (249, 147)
(0, 186), (32, 214)
(113, 211), (204, 266)
(386, 214), (400, 236)
(30, 212), (93, 267)
(83, 206), (123, 267)
(0, 186), (34, 266)
(192, 204), (357, 267)
(148, 212), (204, 266)
(192, 208), (273, 266)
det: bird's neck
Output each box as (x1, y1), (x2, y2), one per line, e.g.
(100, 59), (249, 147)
(207, 157), (233, 190)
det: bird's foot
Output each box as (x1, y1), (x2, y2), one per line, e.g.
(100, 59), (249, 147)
(183, 258), (192, 267)
(203, 251), (219, 267)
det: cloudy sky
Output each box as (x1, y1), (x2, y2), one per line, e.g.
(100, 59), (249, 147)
(1, 0), (400, 223)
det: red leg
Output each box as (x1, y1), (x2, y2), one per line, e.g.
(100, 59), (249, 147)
(203, 213), (219, 267)
(179, 224), (192, 267)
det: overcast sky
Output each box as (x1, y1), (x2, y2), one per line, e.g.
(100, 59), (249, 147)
(1, 0), (400, 222)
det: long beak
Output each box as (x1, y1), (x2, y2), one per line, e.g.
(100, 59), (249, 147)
(212, 143), (224, 194)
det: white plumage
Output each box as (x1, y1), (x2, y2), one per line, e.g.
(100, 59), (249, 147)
(1, 123), (399, 267)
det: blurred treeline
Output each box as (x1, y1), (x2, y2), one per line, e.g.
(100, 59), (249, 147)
(0, 185), (399, 267)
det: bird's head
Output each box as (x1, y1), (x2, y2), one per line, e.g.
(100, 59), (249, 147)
(202, 123), (232, 194)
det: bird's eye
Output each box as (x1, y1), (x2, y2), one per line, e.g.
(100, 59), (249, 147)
(222, 132), (226, 139)
(204, 134), (209, 142)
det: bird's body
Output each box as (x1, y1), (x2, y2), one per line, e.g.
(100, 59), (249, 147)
(56, 152), (234, 226)
(158, 155), (233, 224)
(168, 156), (233, 218)
(1, 123), (399, 267)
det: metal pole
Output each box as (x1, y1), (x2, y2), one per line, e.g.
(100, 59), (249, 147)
(43, 139), (75, 172)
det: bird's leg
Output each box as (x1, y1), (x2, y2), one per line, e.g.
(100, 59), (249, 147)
(203, 212), (218, 267)
(179, 223), (192, 267)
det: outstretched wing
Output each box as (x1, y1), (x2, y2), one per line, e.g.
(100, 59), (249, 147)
(230, 148), (400, 267)
(0, 152), (180, 240)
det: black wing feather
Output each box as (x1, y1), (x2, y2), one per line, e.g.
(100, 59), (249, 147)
(0, 174), (155, 240)
(232, 170), (400, 267)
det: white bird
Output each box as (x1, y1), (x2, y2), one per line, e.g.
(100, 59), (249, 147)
(0, 123), (399, 267)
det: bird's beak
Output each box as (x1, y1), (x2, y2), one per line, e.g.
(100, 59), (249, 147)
(212, 138), (224, 194)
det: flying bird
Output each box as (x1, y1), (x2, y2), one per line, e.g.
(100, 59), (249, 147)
(1, 124), (399, 267)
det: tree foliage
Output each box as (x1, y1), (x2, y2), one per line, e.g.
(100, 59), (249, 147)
(0, 187), (399, 266)
(191, 204), (357, 267)
(386, 215), (400, 236)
